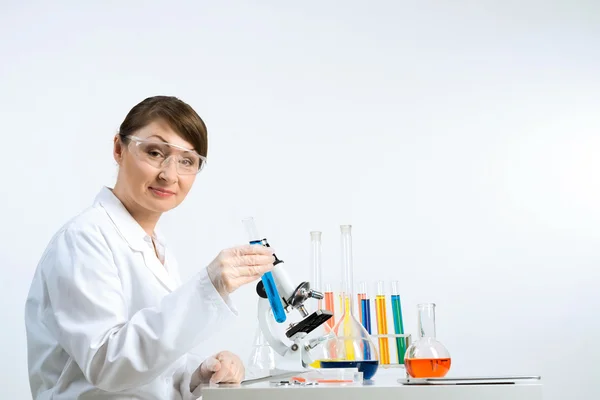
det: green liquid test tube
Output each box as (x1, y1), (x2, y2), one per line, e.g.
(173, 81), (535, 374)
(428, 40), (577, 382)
(391, 280), (406, 364)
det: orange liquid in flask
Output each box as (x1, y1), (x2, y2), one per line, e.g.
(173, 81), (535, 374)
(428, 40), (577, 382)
(405, 358), (451, 378)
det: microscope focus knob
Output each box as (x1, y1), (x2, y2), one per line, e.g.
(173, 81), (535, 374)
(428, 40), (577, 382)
(256, 281), (268, 299)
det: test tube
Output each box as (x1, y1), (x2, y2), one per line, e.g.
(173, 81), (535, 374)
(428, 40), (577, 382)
(391, 281), (406, 364)
(375, 280), (390, 364)
(310, 231), (323, 312)
(359, 282), (371, 360)
(356, 282), (367, 326)
(242, 217), (286, 323)
(359, 282), (371, 333)
(324, 283), (335, 328)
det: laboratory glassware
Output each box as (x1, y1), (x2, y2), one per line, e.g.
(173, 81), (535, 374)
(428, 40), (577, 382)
(247, 327), (275, 378)
(308, 231), (337, 368)
(311, 231), (323, 312)
(324, 283), (335, 328)
(375, 280), (391, 365)
(319, 225), (379, 380)
(404, 303), (451, 378)
(359, 281), (371, 335)
(357, 283), (365, 324)
(358, 281), (372, 361)
(391, 280), (406, 364)
(242, 217), (286, 323)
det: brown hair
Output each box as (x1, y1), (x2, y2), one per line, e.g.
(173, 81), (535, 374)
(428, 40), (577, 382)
(118, 95), (208, 157)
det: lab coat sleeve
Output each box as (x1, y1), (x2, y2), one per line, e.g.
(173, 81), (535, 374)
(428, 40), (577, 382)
(42, 226), (237, 393)
(176, 352), (207, 400)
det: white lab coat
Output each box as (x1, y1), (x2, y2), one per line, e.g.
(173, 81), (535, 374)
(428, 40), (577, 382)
(25, 187), (237, 399)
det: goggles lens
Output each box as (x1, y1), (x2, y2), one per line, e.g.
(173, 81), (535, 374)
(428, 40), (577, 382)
(128, 136), (206, 175)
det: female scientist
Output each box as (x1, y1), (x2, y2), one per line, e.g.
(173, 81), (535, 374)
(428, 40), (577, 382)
(24, 96), (275, 399)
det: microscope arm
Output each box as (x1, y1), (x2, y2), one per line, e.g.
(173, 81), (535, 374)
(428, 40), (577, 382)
(257, 297), (291, 357)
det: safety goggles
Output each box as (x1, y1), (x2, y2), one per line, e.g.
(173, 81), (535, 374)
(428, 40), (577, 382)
(126, 135), (207, 175)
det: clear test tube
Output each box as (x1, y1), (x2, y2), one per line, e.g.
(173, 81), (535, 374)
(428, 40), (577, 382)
(310, 231), (323, 311)
(375, 280), (390, 364)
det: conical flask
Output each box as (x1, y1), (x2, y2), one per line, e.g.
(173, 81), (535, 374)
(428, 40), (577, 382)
(246, 327), (275, 378)
(318, 225), (379, 380)
(404, 303), (451, 378)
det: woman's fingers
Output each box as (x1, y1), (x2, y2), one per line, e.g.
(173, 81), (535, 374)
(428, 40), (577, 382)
(209, 364), (229, 383)
(209, 245), (277, 295)
(236, 254), (276, 267)
(210, 356), (238, 383)
(227, 244), (275, 257)
(212, 353), (243, 384)
(236, 264), (274, 278)
(202, 357), (220, 373)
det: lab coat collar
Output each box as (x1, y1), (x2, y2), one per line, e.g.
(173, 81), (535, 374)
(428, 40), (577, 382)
(95, 187), (177, 291)
(95, 187), (152, 252)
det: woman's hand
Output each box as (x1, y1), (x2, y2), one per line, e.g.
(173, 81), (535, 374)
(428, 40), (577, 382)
(207, 245), (275, 297)
(190, 351), (245, 391)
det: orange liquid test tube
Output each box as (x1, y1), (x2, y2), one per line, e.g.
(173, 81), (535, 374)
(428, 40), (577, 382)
(357, 290), (366, 324)
(324, 283), (335, 328)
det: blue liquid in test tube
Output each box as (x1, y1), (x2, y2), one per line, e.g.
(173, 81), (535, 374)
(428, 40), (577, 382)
(361, 298), (372, 359)
(244, 218), (286, 323)
(361, 298), (371, 334)
(359, 282), (372, 360)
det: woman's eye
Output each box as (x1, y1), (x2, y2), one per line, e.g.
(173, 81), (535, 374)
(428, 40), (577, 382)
(147, 149), (164, 158)
(181, 159), (194, 166)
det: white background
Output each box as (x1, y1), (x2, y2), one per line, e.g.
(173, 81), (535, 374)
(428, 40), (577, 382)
(1, 1), (599, 398)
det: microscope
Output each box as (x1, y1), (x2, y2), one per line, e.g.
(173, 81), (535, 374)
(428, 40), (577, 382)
(255, 250), (333, 370)
(243, 218), (334, 371)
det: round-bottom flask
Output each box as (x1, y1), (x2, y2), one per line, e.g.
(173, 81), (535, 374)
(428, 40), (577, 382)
(404, 303), (451, 378)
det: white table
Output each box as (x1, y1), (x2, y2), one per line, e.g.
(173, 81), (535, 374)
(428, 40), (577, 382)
(202, 371), (543, 400)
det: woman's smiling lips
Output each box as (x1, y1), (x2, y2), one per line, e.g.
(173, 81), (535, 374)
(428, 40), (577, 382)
(149, 187), (176, 197)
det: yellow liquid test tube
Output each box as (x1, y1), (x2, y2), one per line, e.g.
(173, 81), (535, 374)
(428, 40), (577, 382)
(342, 295), (356, 360)
(376, 281), (390, 364)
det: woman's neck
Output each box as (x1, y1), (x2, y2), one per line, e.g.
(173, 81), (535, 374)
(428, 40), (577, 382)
(111, 186), (160, 236)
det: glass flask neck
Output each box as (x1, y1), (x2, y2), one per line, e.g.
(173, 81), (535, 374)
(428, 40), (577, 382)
(340, 225), (354, 315)
(417, 303), (437, 339)
(252, 327), (267, 346)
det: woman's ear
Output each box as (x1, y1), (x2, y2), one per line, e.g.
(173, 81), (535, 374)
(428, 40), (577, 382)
(113, 134), (123, 165)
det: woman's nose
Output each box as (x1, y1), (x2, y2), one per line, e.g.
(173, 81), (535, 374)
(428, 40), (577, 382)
(158, 157), (178, 182)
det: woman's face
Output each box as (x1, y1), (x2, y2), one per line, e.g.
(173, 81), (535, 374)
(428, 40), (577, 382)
(114, 119), (198, 214)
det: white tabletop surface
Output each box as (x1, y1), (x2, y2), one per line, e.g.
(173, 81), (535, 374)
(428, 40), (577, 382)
(201, 369), (543, 400)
